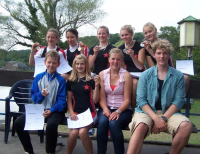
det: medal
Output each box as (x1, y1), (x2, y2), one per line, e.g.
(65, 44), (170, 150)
(36, 46), (40, 50)
(123, 48), (127, 53)
(99, 46), (103, 50)
(45, 86), (49, 93)
(78, 46), (81, 51)
(140, 43), (144, 47)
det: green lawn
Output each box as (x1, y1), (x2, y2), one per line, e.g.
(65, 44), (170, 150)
(58, 99), (200, 145)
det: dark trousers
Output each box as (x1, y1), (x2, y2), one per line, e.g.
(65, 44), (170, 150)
(97, 109), (133, 154)
(14, 112), (64, 153)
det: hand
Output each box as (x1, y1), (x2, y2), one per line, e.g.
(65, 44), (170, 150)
(109, 111), (120, 121)
(94, 76), (100, 87)
(32, 42), (40, 52)
(93, 45), (100, 56)
(151, 117), (167, 134)
(126, 49), (134, 58)
(43, 110), (51, 118)
(70, 113), (78, 121)
(142, 40), (150, 51)
(78, 41), (85, 53)
(103, 108), (111, 118)
(41, 89), (49, 96)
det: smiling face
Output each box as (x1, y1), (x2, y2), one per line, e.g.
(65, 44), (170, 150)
(66, 31), (78, 46)
(120, 30), (133, 44)
(154, 48), (169, 67)
(97, 28), (109, 43)
(143, 26), (157, 42)
(75, 59), (86, 74)
(109, 53), (123, 70)
(44, 56), (60, 74)
(46, 32), (59, 47)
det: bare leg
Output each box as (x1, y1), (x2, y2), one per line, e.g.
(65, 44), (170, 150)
(184, 74), (189, 94)
(127, 123), (148, 154)
(170, 121), (192, 154)
(66, 129), (79, 154)
(131, 78), (138, 109)
(79, 123), (94, 154)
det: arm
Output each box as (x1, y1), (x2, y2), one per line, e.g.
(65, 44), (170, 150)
(127, 48), (145, 70)
(88, 46), (100, 68)
(31, 75), (45, 103)
(99, 71), (111, 118)
(67, 90), (78, 120)
(92, 76), (100, 103)
(50, 78), (66, 113)
(29, 42), (40, 66)
(146, 56), (155, 68)
(109, 71), (132, 121)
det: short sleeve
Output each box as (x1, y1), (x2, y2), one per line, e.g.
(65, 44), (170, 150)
(66, 80), (72, 91)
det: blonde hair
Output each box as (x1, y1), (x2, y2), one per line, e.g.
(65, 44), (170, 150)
(97, 26), (109, 34)
(109, 48), (123, 59)
(151, 39), (173, 55)
(143, 22), (157, 31)
(45, 50), (60, 62)
(69, 54), (91, 82)
(120, 25), (135, 34)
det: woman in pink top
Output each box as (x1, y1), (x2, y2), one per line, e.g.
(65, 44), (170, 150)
(97, 48), (133, 154)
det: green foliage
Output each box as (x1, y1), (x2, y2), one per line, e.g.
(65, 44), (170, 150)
(133, 32), (145, 42)
(0, 0), (105, 49)
(79, 36), (99, 49)
(109, 33), (120, 45)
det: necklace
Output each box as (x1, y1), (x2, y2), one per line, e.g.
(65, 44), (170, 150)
(123, 40), (133, 53)
(77, 74), (92, 82)
(45, 73), (55, 93)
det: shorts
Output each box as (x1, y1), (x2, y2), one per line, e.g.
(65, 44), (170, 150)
(129, 110), (191, 136)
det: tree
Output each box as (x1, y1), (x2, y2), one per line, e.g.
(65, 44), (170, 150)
(133, 32), (144, 42)
(0, 0), (105, 49)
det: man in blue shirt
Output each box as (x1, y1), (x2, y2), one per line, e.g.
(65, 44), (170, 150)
(15, 50), (66, 154)
(127, 39), (192, 154)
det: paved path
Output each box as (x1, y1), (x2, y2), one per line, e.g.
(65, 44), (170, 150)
(0, 131), (200, 154)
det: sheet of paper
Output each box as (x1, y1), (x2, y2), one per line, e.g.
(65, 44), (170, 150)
(67, 108), (93, 129)
(130, 72), (142, 78)
(176, 60), (194, 75)
(56, 54), (72, 74)
(34, 55), (72, 77)
(24, 104), (44, 130)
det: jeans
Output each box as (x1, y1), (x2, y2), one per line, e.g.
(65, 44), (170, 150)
(97, 108), (133, 154)
(15, 112), (65, 153)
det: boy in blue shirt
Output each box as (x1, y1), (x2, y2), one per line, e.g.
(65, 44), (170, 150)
(15, 50), (66, 154)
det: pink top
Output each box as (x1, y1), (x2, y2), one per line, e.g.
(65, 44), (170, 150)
(104, 67), (132, 109)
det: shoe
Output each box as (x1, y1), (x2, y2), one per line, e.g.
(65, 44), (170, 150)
(25, 152), (34, 154)
(46, 153), (55, 154)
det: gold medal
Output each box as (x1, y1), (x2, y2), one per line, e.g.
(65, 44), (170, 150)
(78, 47), (81, 51)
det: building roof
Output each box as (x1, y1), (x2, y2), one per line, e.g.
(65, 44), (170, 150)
(178, 15), (200, 24)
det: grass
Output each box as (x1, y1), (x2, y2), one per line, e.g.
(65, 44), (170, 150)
(58, 99), (200, 145)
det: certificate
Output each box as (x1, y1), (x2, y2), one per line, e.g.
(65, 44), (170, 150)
(34, 55), (72, 77)
(24, 104), (44, 130)
(130, 72), (142, 78)
(67, 108), (93, 129)
(176, 60), (194, 75)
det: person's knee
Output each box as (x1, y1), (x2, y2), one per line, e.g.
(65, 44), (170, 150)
(70, 130), (79, 138)
(46, 121), (58, 131)
(178, 121), (192, 137)
(79, 130), (88, 140)
(135, 123), (149, 134)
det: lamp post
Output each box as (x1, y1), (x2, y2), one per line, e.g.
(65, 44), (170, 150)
(177, 15), (200, 117)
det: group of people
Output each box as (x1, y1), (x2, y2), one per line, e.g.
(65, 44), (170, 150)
(14, 22), (192, 154)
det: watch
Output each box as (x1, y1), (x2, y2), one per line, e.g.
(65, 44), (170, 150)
(116, 110), (121, 114)
(161, 116), (167, 122)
